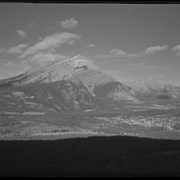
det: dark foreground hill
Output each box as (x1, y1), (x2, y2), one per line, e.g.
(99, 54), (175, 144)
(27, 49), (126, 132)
(0, 136), (180, 177)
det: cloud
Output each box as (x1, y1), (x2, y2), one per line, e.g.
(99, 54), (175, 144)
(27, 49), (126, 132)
(16, 30), (26, 37)
(87, 44), (95, 48)
(172, 45), (180, 56)
(173, 45), (180, 51)
(6, 44), (28, 54)
(110, 49), (127, 55)
(68, 40), (75, 45)
(143, 45), (168, 55)
(95, 45), (168, 59)
(109, 49), (136, 57)
(94, 45), (168, 60)
(24, 52), (67, 64)
(58, 18), (79, 29)
(19, 32), (80, 58)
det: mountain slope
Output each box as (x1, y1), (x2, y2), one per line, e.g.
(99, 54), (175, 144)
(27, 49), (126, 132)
(0, 56), (142, 112)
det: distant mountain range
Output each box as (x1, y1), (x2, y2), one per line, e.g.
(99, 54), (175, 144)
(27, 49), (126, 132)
(0, 55), (180, 113)
(123, 80), (180, 104)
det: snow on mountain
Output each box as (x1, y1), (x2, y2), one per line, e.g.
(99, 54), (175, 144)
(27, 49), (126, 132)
(0, 55), (142, 112)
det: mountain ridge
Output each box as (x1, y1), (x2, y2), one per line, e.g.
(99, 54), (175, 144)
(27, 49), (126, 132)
(0, 55), (142, 112)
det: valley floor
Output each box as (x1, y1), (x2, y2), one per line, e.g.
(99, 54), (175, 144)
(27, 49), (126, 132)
(1, 108), (180, 140)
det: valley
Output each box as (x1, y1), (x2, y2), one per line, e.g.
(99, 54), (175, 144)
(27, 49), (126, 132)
(1, 107), (180, 140)
(1, 55), (180, 140)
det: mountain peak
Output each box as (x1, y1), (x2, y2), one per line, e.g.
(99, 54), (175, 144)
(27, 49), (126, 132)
(63, 55), (98, 70)
(15, 55), (99, 85)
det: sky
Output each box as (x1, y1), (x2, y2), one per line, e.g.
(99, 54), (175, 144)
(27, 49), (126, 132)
(0, 3), (180, 84)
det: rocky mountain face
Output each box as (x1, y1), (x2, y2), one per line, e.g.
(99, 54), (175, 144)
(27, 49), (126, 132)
(0, 55), (142, 112)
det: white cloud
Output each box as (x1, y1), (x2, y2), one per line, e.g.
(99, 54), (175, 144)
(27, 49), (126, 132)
(143, 45), (168, 55)
(172, 45), (180, 56)
(110, 45), (168, 57)
(87, 44), (95, 48)
(94, 45), (168, 60)
(68, 40), (75, 45)
(16, 30), (26, 37)
(6, 44), (28, 54)
(173, 45), (180, 51)
(109, 49), (136, 57)
(19, 32), (80, 58)
(93, 45), (169, 59)
(109, 49), (127, 55)
(59, 18), (78, 29)
(25, 53), (67, 64)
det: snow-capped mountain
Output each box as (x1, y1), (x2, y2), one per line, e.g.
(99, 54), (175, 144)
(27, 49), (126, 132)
(0, 55), (141, 112)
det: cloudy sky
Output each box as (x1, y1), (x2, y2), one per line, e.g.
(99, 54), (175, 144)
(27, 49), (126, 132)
(0, 3), (180, 83)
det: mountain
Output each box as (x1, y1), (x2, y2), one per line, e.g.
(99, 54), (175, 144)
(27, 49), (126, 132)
(0, 55), (141, 113)
(123, 80), (180, 105)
